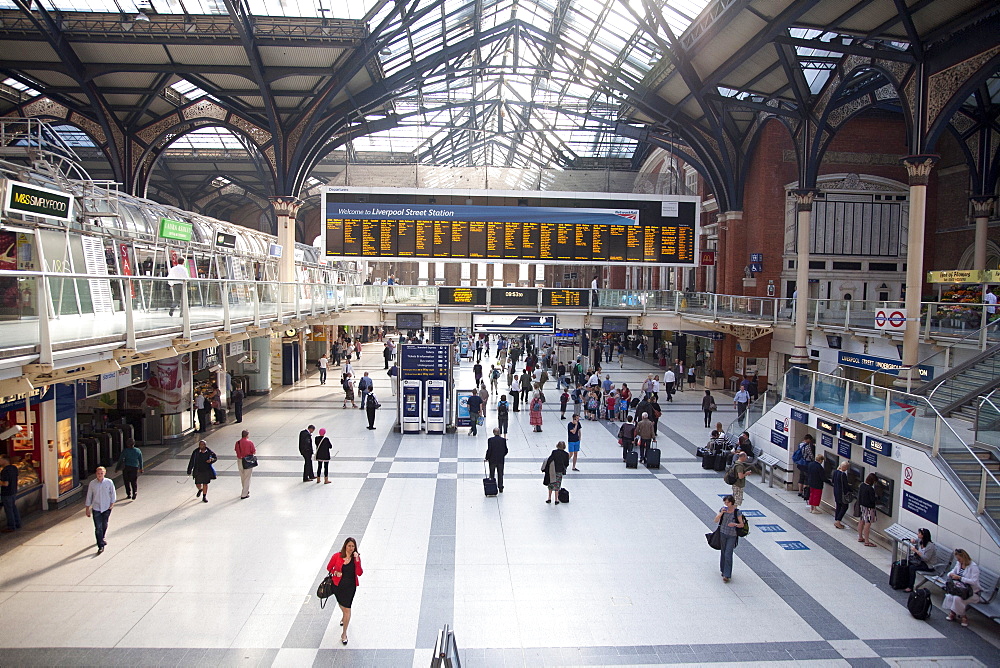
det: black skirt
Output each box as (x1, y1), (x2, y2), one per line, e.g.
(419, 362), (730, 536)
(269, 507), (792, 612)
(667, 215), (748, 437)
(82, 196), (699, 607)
(335, 559), (357, 609)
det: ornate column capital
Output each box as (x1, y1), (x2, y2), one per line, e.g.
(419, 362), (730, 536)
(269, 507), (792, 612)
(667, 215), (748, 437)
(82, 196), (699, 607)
(901, 155), (939, 186)
(269, 196), (302, 217)
(970, 196), (996, 218)
(792, 189), (819, 212)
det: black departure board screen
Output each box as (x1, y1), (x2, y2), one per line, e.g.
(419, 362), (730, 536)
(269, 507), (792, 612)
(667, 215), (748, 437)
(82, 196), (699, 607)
(439, 287), (487, 306)
(325, 191), (699, 266)
(397, 313), (423, 330)
(491, 288), (539, 306)
(543, 289), (590, 308)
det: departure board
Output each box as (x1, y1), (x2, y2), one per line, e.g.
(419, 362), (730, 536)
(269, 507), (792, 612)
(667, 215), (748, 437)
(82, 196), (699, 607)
(543, 289), (590, 308)
(439, 287), (487, 305)
(325, 192), (699, 266)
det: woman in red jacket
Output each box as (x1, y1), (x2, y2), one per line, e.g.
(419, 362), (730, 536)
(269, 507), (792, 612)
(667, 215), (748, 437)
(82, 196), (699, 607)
(326, 537), (363, 645)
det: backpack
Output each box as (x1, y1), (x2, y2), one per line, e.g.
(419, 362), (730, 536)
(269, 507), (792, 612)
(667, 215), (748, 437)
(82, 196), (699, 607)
(736, 510), (750, 537)
(586, 398), (598, 411)
(497, 401), (508, 417)
(792, 443), (807, 466)
(724, 463), (738, 485)
(907, 588), (932, 620)
(491, 369), (500, 380)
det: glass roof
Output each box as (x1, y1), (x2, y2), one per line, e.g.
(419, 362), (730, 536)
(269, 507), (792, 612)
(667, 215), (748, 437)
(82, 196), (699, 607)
(2, 0), (715, 169)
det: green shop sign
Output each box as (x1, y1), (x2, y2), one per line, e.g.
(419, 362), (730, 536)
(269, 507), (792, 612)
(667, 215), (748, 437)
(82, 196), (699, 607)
(4, 180), (74, 221)
(159, 217), (193, 241)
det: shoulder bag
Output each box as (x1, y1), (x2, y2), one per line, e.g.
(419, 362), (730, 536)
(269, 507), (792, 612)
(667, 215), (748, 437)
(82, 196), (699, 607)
(945, 573), (973, 600)
(241, 454), (258, 469)
(706, 515), (724, 550)
(316, 575), (335, 608)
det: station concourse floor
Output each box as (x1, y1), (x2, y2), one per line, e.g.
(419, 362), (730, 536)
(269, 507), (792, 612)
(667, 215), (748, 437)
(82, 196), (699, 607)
(1, 342), (999, 667)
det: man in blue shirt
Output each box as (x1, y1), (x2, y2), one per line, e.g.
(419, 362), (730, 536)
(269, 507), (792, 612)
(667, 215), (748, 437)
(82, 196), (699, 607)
(0, 454), (21, 533)
(85, 466), (116, 554)
(467, 392), (484, 436)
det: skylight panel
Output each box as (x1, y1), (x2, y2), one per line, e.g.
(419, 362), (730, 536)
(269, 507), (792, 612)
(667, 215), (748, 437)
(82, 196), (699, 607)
(2, 78), (39, 97)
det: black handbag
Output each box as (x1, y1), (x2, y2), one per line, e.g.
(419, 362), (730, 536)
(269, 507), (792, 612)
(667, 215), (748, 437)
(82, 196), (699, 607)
(706, 516), (723, 550)
(945, 578), (973, 600)
(242, 454), (258, 469)
(316, 575), (335, 608)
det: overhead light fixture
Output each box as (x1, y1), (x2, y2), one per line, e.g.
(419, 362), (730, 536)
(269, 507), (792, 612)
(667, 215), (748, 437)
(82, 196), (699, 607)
(134, 11), (151, 22)
(648, 54), (658, 66)
(380, 47), (392, 56)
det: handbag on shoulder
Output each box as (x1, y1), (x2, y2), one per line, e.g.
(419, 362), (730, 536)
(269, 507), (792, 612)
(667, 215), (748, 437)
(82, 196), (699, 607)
(241, 454), (258, 469)
(706, 516), (724, 550)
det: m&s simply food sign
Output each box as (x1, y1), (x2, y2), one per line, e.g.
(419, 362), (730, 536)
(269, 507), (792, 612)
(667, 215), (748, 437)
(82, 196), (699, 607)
(3, 180), (74, 222)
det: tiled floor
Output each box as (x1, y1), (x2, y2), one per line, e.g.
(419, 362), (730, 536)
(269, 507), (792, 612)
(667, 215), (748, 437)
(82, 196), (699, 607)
(1, 342), (998, 667)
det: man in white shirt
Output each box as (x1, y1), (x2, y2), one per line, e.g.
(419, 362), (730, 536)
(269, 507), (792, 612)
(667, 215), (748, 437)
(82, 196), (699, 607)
(166, 258), (189, 317)
(85, 466), (116, 554)
(985, 288), (997, 317)
(317, 353), (329, 385)
(663, 368), (676, 401)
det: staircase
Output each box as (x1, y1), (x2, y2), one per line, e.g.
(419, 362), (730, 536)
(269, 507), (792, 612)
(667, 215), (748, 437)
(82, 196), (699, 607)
(918, 343), (1000, 420)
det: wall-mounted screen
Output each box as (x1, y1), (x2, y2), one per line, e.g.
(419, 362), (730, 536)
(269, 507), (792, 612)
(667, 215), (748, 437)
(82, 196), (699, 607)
(472, 313), (556, 334)
(396, 313), (423, 330)
(603, 316), (629, 333)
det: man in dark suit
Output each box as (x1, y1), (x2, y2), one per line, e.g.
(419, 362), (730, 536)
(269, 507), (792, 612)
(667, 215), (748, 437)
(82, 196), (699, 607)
(485, 428), (508, 493)
(299, 425), (315, 482)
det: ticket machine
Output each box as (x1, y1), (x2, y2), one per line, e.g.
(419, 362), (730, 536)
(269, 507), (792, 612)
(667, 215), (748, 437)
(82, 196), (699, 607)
(425, 379), (447, 434)
(401, 379), (423, 433)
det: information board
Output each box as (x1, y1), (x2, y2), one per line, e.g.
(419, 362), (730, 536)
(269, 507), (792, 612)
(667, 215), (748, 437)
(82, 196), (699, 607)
(399, 344), (449, 380)
(439, 287), (487, 306)
(472, 313), (556, 334)
(325, 189), (699, 266)
(491, 288), (539, 307)
(543, 289), (590, 308)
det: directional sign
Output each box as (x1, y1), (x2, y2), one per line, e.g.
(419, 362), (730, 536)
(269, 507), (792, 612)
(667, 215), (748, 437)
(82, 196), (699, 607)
(777, 541), (810, 551)
(757, 524), (786, 533)
(750, 253), (763, 263)
(749, 262), (763, 273)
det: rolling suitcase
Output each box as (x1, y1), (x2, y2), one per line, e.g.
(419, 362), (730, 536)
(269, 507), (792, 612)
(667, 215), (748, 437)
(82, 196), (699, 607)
(558, 488), (569, 503)
(625, 450), (639, 469)
(645, 448), (661, 469)
(890, 559), (909, 590)
(714, 452), (727, 472)
(907, 588), (932, 620)
(483, 462), (498, 497)
(702, 451), (716, 470)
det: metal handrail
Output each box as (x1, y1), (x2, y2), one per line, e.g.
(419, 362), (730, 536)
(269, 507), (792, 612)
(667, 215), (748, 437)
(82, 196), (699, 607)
(785, 367), (1000, 515)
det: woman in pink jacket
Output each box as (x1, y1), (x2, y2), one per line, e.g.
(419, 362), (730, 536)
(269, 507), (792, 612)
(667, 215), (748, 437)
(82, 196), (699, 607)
(529, 391), (544, 432)
(326, 537), (363, 644)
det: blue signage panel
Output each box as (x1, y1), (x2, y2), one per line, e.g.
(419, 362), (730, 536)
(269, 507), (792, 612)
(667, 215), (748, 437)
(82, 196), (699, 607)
(790, 408), (809, 424)
(838, 351), (934, 381)
(432, 327), (456, 344)
(863, 450), (878, 467)
(866, 435), (892, 456)
(455, 390), (475, 428)
(757, 524), (785, 533)
(750, 253), (763, 263)
(837, 439), (852, 458)
(399, 344), (450, 380)
(770, 430), (789, 449)
(902, 490), (940, 524)
(749, 262), (763, 273)
(774, 419), (785, 431)
(776, 541), (810, 551)
(821, 434), (833, 449)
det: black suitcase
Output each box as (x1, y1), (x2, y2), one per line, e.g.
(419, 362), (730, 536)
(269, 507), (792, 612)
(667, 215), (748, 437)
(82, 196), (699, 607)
(645, 448), (661, 469)
(696, 447), (710, 459)
(890, 560), (910, 590)
(907, 588), (932, 620)
(714, 452), (727, 472)
(625, 450), (639, 469)
(702, 452), (716, 470)
(483, 463), (498, 497)
(558, 488), (569, 503)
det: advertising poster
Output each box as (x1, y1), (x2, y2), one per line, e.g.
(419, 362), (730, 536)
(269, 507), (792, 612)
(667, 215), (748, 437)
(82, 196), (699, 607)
(57, 418), (75, 494)
(455, 390), (476, 428)
(125, 355), (191, 413)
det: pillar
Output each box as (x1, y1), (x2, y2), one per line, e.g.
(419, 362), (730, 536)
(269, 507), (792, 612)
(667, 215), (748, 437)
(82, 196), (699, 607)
(270, 197), (302, 299)
(723, 210), (744, 295)
(971, 196), (995, 271)
(715, 213), (727, 294)
(896, 155), (938, 388)
(789, 189), (818, 367)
